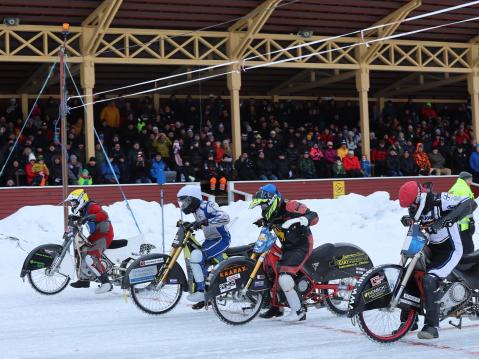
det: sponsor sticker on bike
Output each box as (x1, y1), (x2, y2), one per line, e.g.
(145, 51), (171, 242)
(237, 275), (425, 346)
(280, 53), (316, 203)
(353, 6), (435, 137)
(226, 273), (241, 282)
(362, 281), (391, 304)
(331, 252), (370, 269)
(139, 258), (164, 267)
(129, 266), (158, 284)
(254, 280), (265, 288)
(219, 265), (248, 278)
(219, 281), (236, 293)
(370, 275), (384, 286)
(402, 293), (420, 303)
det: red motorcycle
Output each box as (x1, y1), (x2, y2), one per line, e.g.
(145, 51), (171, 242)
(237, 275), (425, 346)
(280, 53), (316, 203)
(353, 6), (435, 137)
(206, 226), (374, 325)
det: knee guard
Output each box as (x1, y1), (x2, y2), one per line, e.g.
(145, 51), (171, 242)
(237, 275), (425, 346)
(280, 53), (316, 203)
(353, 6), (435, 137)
(190, 249), (204, 264)
(278, 273), (295, 292)
(423, 273), (439, 292)
(84, 255), (101, 277)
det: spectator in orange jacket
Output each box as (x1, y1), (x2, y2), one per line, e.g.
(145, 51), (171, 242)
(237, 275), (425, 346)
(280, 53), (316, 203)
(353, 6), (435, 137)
(342, 150), (363, 178)
(413, 142), (433, 176)
(100, 101), (120, 129)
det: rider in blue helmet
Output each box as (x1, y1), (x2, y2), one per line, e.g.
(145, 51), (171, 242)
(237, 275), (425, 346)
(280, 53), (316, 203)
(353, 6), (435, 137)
(250, 183), (319, 322)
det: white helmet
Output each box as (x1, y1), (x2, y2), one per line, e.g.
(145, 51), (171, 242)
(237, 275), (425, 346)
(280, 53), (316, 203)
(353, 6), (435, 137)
(66, 189), (89, 216)
(177, 185), (202, 214)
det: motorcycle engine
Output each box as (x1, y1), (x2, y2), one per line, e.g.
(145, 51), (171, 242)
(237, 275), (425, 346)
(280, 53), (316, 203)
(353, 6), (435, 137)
(295, 275), (312, 294)
(439, 282), (470, 312)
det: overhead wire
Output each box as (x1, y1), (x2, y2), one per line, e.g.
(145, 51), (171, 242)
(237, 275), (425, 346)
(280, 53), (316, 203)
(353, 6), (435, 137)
(68, 13), (479, 111)
(68, 0), (479, 101)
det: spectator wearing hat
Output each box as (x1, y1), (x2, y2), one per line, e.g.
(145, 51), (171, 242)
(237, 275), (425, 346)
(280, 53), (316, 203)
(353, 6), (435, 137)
(429, 147), (451, 176)
(371, 140), (388, 176)
(78, 169), (93, 186)
(420, 102), (437, 120)
(342, 150), (363, 178)
(101, 155), (120, 184)
(31, 155), (50, 186)
(298, 150), (316, 179)
(256, 151), (278, 181)
(414, 143), (432, 176)
(337, 140), (348, 161)
(235, 153), (256, 180)
(68, 154), (83, 185)
(386, 149), (402, 177)
(449, 171), (475, 254)
(452, 146), (469, 174)
(399, 150), (418, 176)
(360, 155), (371, 177)
(25, 153), (36, 185)
(131, 152), (151, 184)
(323, 141), (337, 177)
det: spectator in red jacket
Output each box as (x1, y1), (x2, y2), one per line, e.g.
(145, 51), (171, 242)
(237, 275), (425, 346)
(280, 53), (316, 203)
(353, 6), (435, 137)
(420, 102), (437, 120)
(342, 150), (363, 177)
(371, 140), (388, 176)
(25, 153), (36, 185)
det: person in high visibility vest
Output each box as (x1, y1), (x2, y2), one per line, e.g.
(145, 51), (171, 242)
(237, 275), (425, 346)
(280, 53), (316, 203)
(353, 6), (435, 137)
(449, 171), (475, 254)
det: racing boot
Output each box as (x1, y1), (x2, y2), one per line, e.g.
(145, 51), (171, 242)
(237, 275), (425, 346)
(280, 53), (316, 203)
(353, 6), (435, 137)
(70, 280), (90, 288)
(281, 306), (307, 322)
(417, 274), (440, 340)
(187, 291), (205, 302)
(95, 273), (113, 294)
(260, 306), (284, 319)
(192, 301), (205, 310)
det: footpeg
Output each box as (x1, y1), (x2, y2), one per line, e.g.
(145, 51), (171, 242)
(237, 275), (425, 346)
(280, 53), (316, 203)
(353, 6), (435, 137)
(449, 317), (462, 329)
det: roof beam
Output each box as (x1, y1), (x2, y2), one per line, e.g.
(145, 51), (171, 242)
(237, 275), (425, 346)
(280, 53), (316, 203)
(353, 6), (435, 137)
(373, 73), (419, 97)
(229, 0), (282, 59)
(383, 74), (467, 97)
(82, 0), (123, 55)
(363, 0), (421, 63)
(274, 70), (356, 95)
(267, 70), (313, 94)
(17, 63), (80, 94)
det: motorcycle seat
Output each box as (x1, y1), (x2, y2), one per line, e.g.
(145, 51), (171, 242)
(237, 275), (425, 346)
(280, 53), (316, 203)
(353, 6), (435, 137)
(226, 243), (254, 256)
(108, 239), (128, 249)
(459, 249), (479, 265)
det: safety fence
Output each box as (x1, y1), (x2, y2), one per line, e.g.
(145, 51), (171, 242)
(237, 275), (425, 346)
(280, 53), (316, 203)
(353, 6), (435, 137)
(0, 176), (469, 220)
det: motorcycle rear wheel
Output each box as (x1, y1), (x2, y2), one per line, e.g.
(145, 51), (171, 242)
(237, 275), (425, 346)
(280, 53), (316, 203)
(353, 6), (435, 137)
(325, 277), (357, 316)
(27, 269), (70, 295)
(212, 290), (264, 325)
(130, 281), (182, 315)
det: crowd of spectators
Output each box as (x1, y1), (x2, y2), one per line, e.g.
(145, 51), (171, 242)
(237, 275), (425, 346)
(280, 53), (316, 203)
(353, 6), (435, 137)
(0, 93), (477, 190)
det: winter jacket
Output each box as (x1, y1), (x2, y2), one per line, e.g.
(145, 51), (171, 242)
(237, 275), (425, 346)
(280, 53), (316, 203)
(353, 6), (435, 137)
(298, 157), (316, 178)
(336, 147), (348, 160)
(332, 161), (346, 177)
(342, 155), (361, 171)
(266, 200), (318, 252)
(274, 159), (291, 179)
(152, 137), (172, 159)
(449, 178), (475, 231)
(309, 147), (323, 161)
(78, 175), (93, 186)
(150, 159), (169, 184)
(361, 159), (371, 177)
(371, 147), (387, 162)
(256, 158), (274, 177)
(386, 155), (401, 173)
(469, 151), (479, 173)
(100, 106), (120, 128)
(429, 152), (447, 169)
(131, 162), (150, 181)
(399, 156), (418, 176)
(324, 148), (337, 164)
(25, 163), (35, 185)
(100, 162), (120, 182)
(80, 201), (113, 242)
(235, 158), (256, 180)
(68, 162), (83, 183)
(452, 150), (469, 173)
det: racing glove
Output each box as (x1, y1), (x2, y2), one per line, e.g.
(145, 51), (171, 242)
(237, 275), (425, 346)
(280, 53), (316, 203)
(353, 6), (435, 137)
(400, 215), (414, 227)
(253, 218), (265, 227)
(79, 214), (96, 225)
(282, 216), (308, 229)
(429, 218), (455, 233)
(191, 219), (208, 230)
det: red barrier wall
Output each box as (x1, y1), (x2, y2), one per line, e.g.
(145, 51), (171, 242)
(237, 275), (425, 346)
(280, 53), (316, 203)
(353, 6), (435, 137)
(229, 176), (459, 201)
(0, 183), (186, 220)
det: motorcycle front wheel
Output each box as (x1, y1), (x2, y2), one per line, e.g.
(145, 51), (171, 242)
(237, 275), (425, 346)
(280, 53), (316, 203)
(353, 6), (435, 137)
(27, 269), (70, 295)
(130, 280), (182, 315)
(212, 289), (264, 325)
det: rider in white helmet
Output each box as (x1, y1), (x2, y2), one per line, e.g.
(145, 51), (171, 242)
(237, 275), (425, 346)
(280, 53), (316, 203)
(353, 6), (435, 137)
(177, 184), (230, 304)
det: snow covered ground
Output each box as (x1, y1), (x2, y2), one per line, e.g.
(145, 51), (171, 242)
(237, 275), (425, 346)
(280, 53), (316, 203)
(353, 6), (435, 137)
(1, 192), (479, 359)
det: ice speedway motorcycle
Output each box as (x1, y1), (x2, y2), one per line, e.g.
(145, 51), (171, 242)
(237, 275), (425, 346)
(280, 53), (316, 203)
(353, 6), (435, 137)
(348, 224), (479, 343)
(121, 220), (255, 314)
(204, 224), (374, 325)
(20, 216), (143, 295)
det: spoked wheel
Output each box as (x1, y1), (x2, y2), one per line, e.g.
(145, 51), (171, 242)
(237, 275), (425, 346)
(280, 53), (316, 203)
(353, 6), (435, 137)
(212, 290), (264, 325)
(27, 269), (70, 295)
(355, 265), (417, 343)
(130, 281), (182, 315)
(325, 277), (357, 316)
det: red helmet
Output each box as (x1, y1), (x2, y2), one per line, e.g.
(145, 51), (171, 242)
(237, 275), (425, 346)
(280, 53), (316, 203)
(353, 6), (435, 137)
(398, 181), (420, 208)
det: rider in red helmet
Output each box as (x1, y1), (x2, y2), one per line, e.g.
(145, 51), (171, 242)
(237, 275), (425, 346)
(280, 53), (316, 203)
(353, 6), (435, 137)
(398, 180), (477, 340)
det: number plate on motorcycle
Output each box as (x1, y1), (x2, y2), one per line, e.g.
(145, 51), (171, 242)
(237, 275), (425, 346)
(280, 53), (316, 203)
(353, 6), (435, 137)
(129, 266), (158, 284)
(361, 281), (391, 304)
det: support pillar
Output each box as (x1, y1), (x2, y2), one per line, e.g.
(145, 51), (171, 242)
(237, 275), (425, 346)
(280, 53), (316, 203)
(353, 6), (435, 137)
(21, 93), (28, 119)
(153, 93), (160, 114)
(468, 72), (479, 142)
(356, 67), (371, 160)
(80, 58), (96, 160)
(378, 97), (385, 113)
(227, 69), (242, 160)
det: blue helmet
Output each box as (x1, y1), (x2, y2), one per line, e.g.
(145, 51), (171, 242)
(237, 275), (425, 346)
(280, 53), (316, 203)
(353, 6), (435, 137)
(249, 184), (282, 220)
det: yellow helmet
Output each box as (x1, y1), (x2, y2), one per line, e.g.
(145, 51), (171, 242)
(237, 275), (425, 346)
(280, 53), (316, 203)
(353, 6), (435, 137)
(66, 189), (89, 216)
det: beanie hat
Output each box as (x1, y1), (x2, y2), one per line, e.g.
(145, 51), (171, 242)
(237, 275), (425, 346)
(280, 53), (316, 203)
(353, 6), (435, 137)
(28, 153), (36, 161)
(459, 171), (473, 181)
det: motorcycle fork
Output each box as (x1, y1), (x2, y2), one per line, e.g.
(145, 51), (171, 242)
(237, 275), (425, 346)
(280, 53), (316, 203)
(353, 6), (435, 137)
(390, 253), (421, 308)
(157, 246), (183, 285)
(242, 252), (265, 292)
